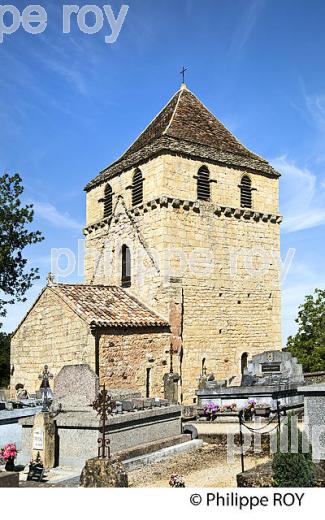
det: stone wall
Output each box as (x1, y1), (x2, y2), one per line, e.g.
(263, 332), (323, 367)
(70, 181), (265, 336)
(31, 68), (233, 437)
(85, 154), (282, 403)
(99, 328), (171, 397)
(304, 372), (325, 386)
(10, 288), (95, 395)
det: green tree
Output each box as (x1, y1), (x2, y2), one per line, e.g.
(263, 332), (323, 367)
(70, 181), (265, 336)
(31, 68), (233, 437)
(286, 289), (325, 373)
(272, 414), (315, 487)
(0, 173), (43, 327)
(0, 332), (10, 387)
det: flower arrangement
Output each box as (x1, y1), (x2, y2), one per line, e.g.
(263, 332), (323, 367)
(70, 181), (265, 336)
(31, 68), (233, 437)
(203, 402), (219, 420)
(169, 474), (185, 488)
(242, 399), (257, 420)
(0, 443), (17, 471)
(219, 403), (237, 413)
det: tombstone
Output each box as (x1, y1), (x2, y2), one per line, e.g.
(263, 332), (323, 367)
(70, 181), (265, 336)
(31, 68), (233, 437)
(53, 364), (99, 411)
(298, 383), (325, 461)
(163, 372), (180, 403)
(31, 412), (55, 469)
(242, 350), (304, 387)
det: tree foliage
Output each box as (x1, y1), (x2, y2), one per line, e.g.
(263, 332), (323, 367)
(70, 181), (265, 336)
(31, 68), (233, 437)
(0, 332), (10, 387)
(0, 173), (43, 326)
(286, 288), (325, 373)
(272, 414), (315, 487)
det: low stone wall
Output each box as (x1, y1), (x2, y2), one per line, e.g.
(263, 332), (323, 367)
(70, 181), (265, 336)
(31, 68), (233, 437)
(237, 461), (273, 487)
(199, 432), (271, 456)
(304, 372), (325, 386)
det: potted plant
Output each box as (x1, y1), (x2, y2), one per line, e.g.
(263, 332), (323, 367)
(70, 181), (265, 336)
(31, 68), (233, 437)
(203, 402), (219, 421)
(242, 399), (256, 420)
(0, 443), (17, 471)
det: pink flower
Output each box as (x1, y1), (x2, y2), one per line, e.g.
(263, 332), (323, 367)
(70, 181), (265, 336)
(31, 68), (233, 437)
(1, 443), (17, 461)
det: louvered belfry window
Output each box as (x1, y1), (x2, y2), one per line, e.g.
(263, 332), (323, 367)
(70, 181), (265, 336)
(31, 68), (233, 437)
(240, 175), (252, 208)
(103, 184), (113, 218)
(132, 169), (143, 206)
(197, 166), (210, 201)
(121, 245), (131, 288)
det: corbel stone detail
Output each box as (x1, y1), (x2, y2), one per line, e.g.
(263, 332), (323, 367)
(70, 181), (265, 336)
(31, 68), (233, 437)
(84, 196), (282, 236)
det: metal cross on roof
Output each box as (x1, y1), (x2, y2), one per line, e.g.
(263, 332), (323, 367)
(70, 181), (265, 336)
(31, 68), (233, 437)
(180, 66), (188, 84)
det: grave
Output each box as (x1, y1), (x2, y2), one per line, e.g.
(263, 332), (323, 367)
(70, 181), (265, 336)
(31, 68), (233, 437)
(196, 350), (305, 411)
(30, 412), (55, 469)
(18, 364), (184, 469)
(298, 383), (325, 461)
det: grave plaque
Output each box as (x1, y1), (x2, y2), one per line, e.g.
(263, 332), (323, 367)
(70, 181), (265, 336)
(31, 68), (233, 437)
(261, 363), (281, 373)
(33, 428), (44, 450)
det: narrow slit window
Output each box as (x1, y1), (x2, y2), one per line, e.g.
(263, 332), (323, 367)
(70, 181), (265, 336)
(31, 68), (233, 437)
(241, 352), (248, 375)
(240, 175), (252, 208)
(103, 184), (113, 218)
(197, 166), (210, 201)
(121, 245), (131, 288)
(132, 169), (143, 206)
(146, 368), (151, 398)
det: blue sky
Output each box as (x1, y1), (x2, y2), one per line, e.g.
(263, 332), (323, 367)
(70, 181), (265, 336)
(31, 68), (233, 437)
(1, 0), (325, 344)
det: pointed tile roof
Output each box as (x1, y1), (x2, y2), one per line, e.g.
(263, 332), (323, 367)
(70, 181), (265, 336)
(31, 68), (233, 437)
(86, 85), (279, 191)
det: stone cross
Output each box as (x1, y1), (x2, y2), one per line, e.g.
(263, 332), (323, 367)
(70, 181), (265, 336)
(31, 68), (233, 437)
(38, 365), (54, 412)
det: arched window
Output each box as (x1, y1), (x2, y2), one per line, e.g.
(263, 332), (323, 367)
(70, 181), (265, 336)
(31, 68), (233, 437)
(240, 175), (252, 208)
(103, 184), (113, 218)
(121, 245), (131, 288)
(197, 166), (210, 201)
(241, 352), (248, 375)
(132, 169), (143, 206)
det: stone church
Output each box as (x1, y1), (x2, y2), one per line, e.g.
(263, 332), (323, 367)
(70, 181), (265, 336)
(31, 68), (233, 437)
(10, 83), (282, 403)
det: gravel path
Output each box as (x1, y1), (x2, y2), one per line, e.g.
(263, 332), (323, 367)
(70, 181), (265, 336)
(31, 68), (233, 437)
(129, 444), (269, 488)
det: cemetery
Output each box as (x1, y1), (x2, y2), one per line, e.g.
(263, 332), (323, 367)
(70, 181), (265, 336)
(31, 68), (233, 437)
(1, 350), (325, 487)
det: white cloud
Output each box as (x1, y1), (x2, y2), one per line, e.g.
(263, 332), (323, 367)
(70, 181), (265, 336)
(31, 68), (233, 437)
(31, 201), (82, 231)
(229, 0), (265, 54)
(305, 93), (325, 131)
(271, 156), (325, 232)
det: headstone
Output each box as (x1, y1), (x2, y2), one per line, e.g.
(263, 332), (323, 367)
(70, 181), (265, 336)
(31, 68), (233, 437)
(122, 400), (135, 412)
(242, 350), (304, 387)
(298, 383), (325, 461)
(53, 364), (99, 411)
(164, 372), (180, 403)
(80, 457), (128, 488)
(31, 412), (55, 469)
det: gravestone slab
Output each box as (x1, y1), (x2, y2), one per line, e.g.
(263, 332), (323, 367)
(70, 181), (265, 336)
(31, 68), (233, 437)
(298, 384), (325, 461)
(31, 412), (55, 469)
(242, 350), (304, 387)
(53, 364), (99, 411)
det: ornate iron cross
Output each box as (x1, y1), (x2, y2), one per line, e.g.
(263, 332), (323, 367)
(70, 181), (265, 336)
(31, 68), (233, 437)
(92, 384), (116, 459)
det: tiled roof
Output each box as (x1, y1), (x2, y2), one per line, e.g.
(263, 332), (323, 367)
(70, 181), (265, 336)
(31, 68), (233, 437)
(86, 85), (279, 191)
(50, 284), (169, 328)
